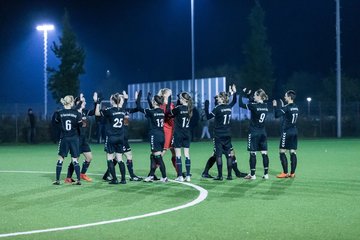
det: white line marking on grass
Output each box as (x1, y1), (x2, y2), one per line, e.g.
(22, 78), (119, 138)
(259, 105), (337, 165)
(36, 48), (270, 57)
(0, 170), (208, 238)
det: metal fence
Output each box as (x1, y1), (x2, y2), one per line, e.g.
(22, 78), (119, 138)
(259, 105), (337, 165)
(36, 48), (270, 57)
(0, 100), (359, 143)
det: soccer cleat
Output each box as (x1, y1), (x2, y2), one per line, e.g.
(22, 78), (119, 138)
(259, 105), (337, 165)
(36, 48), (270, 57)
(160, 177), (168, 183)
(236, 172), (248, 178)
(109, 179), (119, 184)
(276, 172), (290, 178)
(64, 178), (75, 183)
(175, 176), (184, 182)
(130, 176), (143, 181)
(213, 176), (223, 181)
(80, 173), (92, 182)
(262, 174), (269, 180)
(53, 180), (60, 185)
(73, 180), (81, 185)
(289, 173), (296, 178)
(226, 176), (233, 180)
(120, 179), (127, 184)
(244, 174), (256, 180)
(144, 176), (154, 182)
(201, 173), (214, 178)
(185, 176), (191, 182)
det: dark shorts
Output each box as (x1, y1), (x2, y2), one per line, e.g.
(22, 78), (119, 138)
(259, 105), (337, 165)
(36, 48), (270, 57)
(79, 135), (91, 154)
(173, 130), (191, 148)
(58, 136), (80, 158)
(105, 135), (125, 154)
(214, 136), (233, 157)
(247, 130), (268, 152)
(150, 131), (165, 152)
(279, 129), (298, 150)
(123, 137), (131, 153)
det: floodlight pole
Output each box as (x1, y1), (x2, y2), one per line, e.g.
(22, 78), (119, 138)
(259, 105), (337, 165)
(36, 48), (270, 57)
(37, 24), (54, 119)
(335, 0), (342, 138)
(191, 0), (196, 103)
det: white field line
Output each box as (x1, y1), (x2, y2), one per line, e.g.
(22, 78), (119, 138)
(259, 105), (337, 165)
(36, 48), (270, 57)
(0, 170), (208, 238)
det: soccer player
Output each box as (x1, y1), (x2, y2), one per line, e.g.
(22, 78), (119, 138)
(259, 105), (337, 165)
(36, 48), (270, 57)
(102, 106), (143, 182)
(65, 93), (95, 183)
(95, 92), (128, 184)
(168, 92), (193, 182)
(273, 90), (299, 178)
(137, 90), (168, 183)
(201, 91), (247, 179)
(148, 88), (177, 172)
(239, 88), (270, 180)
(53, 95), (82, 185)
(203, 84), (238, 180)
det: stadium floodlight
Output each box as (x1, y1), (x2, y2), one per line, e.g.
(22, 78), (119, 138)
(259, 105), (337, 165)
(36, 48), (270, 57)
(37, 24), (54, 119)
(306, 97), (312, 116)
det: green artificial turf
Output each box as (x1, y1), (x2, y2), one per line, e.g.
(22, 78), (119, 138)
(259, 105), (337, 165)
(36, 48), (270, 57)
(0, 139), (359, 240)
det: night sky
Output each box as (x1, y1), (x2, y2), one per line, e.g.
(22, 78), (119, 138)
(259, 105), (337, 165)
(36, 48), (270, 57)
(0, 0), (359, 108)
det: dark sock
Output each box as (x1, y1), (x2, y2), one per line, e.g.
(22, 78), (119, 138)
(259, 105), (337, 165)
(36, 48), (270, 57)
(126, 160), (134, 177)
(149, 154), (157, 176)
(103, 169), (109, 179)
(81, 161), (90, 174)
(231, 156), (241, 175)
(185, 157), (191, 176)
(280, 153), (288, 174)
(113, 159), (118, 167)
(203, 155), (216, 174)
(176, 157), (182, 177)
(73, 161), (81, 181)
(290, 153), (297, 174)
(66, 162), (74, 178)
(250, 153), (256, 176)
(226, 156), (232, 177)
(155, 155), (167, 178)
(56, 160), (63, 181)
(171, 156), (177, 171)
(119, 161), (126, 181)
(262, 154), (269, 175)
(216, 156), (223, 177)
(107, 160), (117, 180)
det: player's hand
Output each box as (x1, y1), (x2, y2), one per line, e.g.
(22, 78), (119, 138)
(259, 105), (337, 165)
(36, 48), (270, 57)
(272, 100), (277, 106)
(93, 92), (98, 103)
(232, 84), (237, 94)
(122, 91), (128, 99)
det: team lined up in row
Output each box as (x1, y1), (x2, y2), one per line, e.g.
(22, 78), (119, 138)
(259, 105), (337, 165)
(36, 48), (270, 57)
(52, 84), (298, 185)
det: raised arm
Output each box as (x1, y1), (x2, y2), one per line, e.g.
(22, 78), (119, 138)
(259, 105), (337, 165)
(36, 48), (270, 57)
(273, 99), (285, 118)
(147, 92), (154, 109)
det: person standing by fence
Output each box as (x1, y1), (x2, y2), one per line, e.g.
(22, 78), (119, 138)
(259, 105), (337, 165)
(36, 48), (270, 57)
(27, 108), (36, 144)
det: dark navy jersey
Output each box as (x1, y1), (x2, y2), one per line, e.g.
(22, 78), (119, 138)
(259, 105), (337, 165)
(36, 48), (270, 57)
(275, 103), (299, 131)
(210, 104), (233, 137)
(206, 93), (237, 137)
(171, 105), (190, 132)
(101, 107), (126, 136)
(240, 101), (269, 130)
(140, 108), (165, 133)
(55, 109), (82, 138)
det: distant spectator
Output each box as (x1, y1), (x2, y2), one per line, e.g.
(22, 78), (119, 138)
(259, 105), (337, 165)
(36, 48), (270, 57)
(200, 109), (211, 139)
(27, 108), (36, 144)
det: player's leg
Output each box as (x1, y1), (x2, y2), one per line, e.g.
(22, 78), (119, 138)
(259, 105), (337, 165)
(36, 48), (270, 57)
(174, 147), (183, 181)
(80, 151), (93, 182)
(115, 153), (126, 184)
(183, 147), (191, 181)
